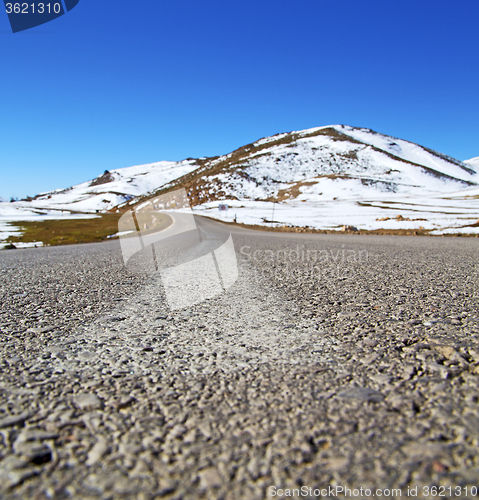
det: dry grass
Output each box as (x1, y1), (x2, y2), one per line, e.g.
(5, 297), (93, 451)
(5, 213), (124, 247)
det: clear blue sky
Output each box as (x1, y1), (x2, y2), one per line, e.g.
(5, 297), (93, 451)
(1, 0), (478, 199)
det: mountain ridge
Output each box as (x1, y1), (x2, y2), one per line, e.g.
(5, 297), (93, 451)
(125, 124), (477, 211)
(15, 125), (478, 214)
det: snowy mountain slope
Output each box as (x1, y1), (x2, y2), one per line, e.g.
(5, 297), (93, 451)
(334, 126), (476, 181)
(138, 125), (477, 208)
(21, 159), (201, 213)
(465, 156), (479, 169)
(0, 159), (201, 246)
(121, 125), (478, 236)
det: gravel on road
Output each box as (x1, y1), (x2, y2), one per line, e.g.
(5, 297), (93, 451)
(0, 227), (478, 499)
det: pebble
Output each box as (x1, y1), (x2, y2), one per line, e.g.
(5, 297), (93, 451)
(73, 394), (103, 411)
(0, 468), (37, 491)
(0, 412), (31, 429)
(14, 430), (59, 444)
(369, 374), (392, 385)
(198, 467), (222, 489)
(27, 325), (56, 334)
(86, 437), (109, 466)
(128, 459), (150, 478)
(13, 442), (52, 464)
(337, 386), (384, 402)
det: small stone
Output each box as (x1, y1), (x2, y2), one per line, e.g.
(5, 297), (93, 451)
(337, 386), (384, 403)
(470, 364), (479, 375)
(246, 456), (260, 479)
(402, 442), (447, 459)
(198, 467), (222, 489)
(0, 468), (37, 491)
(86, 437), (109, 466)
(432, 460), (448, 473)
(325, 457), (348, 471)
(338, 312), (357, 318)
(129, 459), (150, 478)
(0, 412), (31, 429)
(360, 353), (380, 365)
(468, 348), (479, 362)
(0, 455), (29, 471)
(115, 396), (135, 409)
(14, 429), (59, 445)
(14, 442), (52, 464)
(426, 362), (450, 377)
(28, 325), (56, 334)
(402, 364), (417, 379)
(157, 477), (176, 496)
(369, 374), (392, 385)
(387, 395), (406, 409)
(78, 351), (97, 360)
(462, 414), (479, 433)
(168, 424), (186, 439)
(432, 344), (457, 359)
(73, 394), (103, 411)
(99, 316), (126, 322)
(183, 429), (198, 444)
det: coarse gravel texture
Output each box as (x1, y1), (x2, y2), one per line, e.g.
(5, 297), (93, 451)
(0, 224), (478, 499)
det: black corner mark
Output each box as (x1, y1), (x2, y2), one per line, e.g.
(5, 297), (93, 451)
(3, 0), (79, 33)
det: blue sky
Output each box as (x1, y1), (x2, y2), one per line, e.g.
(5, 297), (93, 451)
(1, 0), (478, 199)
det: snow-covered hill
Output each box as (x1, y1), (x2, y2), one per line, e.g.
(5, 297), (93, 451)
(26, 159), (200, 212)
(145, 125), (477, 207)
(128, 125), (478, 235)
(0, 159), (201, 246)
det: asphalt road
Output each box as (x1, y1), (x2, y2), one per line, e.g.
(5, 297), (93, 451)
(0, 220), (478, 499)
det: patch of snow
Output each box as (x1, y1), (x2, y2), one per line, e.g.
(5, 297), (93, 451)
(192, 186), (479, 235)
(19, 159), (200, 213)
(0, 241), (44, 249)
(254, 132), (290, 147)
(107, 230), (135, 239)
(464, 156), (479, 169)
(335, 125), (478, 183)
(0, 202), (100, 246)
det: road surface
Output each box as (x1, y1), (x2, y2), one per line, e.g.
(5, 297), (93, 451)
(0, 219), (478, 499)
